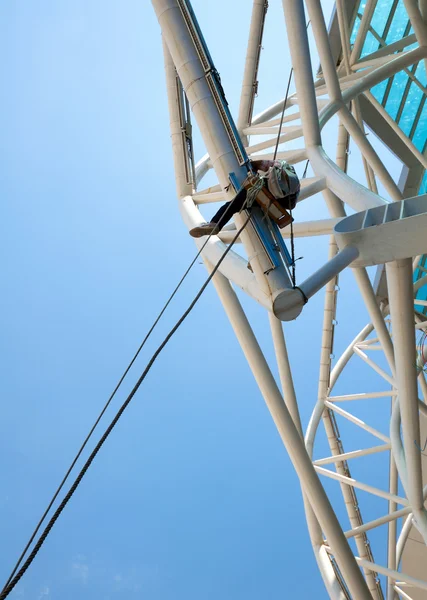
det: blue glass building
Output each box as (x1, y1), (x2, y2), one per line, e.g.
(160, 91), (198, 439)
(339, 1), (427, 312)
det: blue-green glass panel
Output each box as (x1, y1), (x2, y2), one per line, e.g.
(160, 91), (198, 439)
(415, 292), (427, 315)
(398, 81), (424, 135)
(371, 0), (396, 38)
(385, 2), (409, 44)
(415, 62), (427, 87)
(385, 70), (409, 119)
(412, 180), (426, 312)
(412, 101), (427, 150)
(360, 31), (381, 58)
(414, 256), (427, 316)
(416, 286), (427, 303)
(371, 79), (389, 104)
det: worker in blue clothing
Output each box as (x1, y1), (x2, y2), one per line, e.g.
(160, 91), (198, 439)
(189, 159), (300, 237)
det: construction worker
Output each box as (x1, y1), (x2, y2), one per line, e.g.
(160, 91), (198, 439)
(189, 159), (300, 238)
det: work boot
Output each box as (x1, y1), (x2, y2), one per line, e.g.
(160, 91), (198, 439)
(189, 222), (219, 238)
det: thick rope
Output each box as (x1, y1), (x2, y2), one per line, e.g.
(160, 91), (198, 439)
(272, 67), (297, 285)
(289, 160), (310, 286)
(3, 198), (239, 589)
(246, 177), (265, 208)
(0, 205), (252, 600)
(4, 224), (218, 588)
(289, 207), (296, 286)
(5, 20), (313, 587)
(273, 68), (293, 162)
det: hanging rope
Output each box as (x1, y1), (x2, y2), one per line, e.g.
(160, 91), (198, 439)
(5, 21), (314, 592)
(270, 19), (311, 287)
(271, 67), (308, 288)
(273, 68), (293, 162)
(0, 201), (253, 600)
(288, 160), (309, 287)
(2, 187), (246, 591)
(246, 176), (265, 208)
(271, 68), (297, 285)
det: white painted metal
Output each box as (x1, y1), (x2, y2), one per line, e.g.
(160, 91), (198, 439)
(152, 0), (427, 597)
(203, 262), (373, 599)
(313, 444), (392, 466)
(344, 507), (412, 539)
(314, 466), (409, 505)
(155, 0), (299, 320)
(350, 0), (379, 64)
(328, 391), (397, 402)
(237, 0), (268, 145)
(364, 90), (427, 171)
(324, 400), (391, 443)
(386, 259), (427, 542)
(217, 217), (342, 243)
(335, 196), (427, 267)
(355, 558), (427, 593)
(394, 586), (416, 600)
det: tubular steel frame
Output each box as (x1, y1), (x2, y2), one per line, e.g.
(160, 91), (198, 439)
(152, 1), (427, 598)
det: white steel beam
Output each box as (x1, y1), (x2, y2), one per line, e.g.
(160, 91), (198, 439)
(339, 47), (427, 112)
(305, 0), (403, 202)
(281, 0), (322, 148)
(336, 0), (378, 193)
(386, 259), (427, 542)
(217, 217), (341, 244)
(315, 466), (409, 506)
(324, 400), (391, 443)
(299, 246), (360, 301)
(245, 127), (303, 153)
(344, 506), (412, 539)
(155, 0), (305, 320)
(329, 324), (374, 391)
(403, 0), (427, 48)
(163, 41), (193, 199)
(387, 442), (398, 600)
(328, 391), (397, 402)
(355, 557), (427, 592)
(157, 0), (427, 596)
(394, 585), (415, 600)
(352, 268), (396, 373)
(207, 264), (372, 599)
(268, 316), (347, 600)
(162, 45), (269, 308)
(237, 0), (268, 144)
(353, 346), (395, 387)
(350, 0), (379, 64)
(269, 314), (303, 435)
(314, 444), (391, 466)
(250, 148), (308, 163)
(356, 33), (417, 66)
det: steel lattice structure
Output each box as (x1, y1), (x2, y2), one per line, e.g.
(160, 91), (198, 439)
(151, 1), (427, 598)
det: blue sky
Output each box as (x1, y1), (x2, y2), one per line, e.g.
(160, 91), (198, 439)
(0, 1), (403, 598)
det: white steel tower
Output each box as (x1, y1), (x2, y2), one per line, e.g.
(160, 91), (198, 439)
(151, 1), (427, 598)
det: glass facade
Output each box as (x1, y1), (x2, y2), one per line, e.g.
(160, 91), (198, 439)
(350, 1), (427, 313)
(351, 1), (426, 154)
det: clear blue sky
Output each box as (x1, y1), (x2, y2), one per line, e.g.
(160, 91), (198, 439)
(0, 1), (400, 598)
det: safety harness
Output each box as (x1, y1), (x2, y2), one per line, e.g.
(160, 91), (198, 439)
(242, 160), (299, 229)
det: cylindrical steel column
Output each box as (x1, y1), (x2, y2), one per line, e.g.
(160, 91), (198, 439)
(207, 264), (372, 599)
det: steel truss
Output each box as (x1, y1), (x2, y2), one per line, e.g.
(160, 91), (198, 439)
(152, 0), (427, 598)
